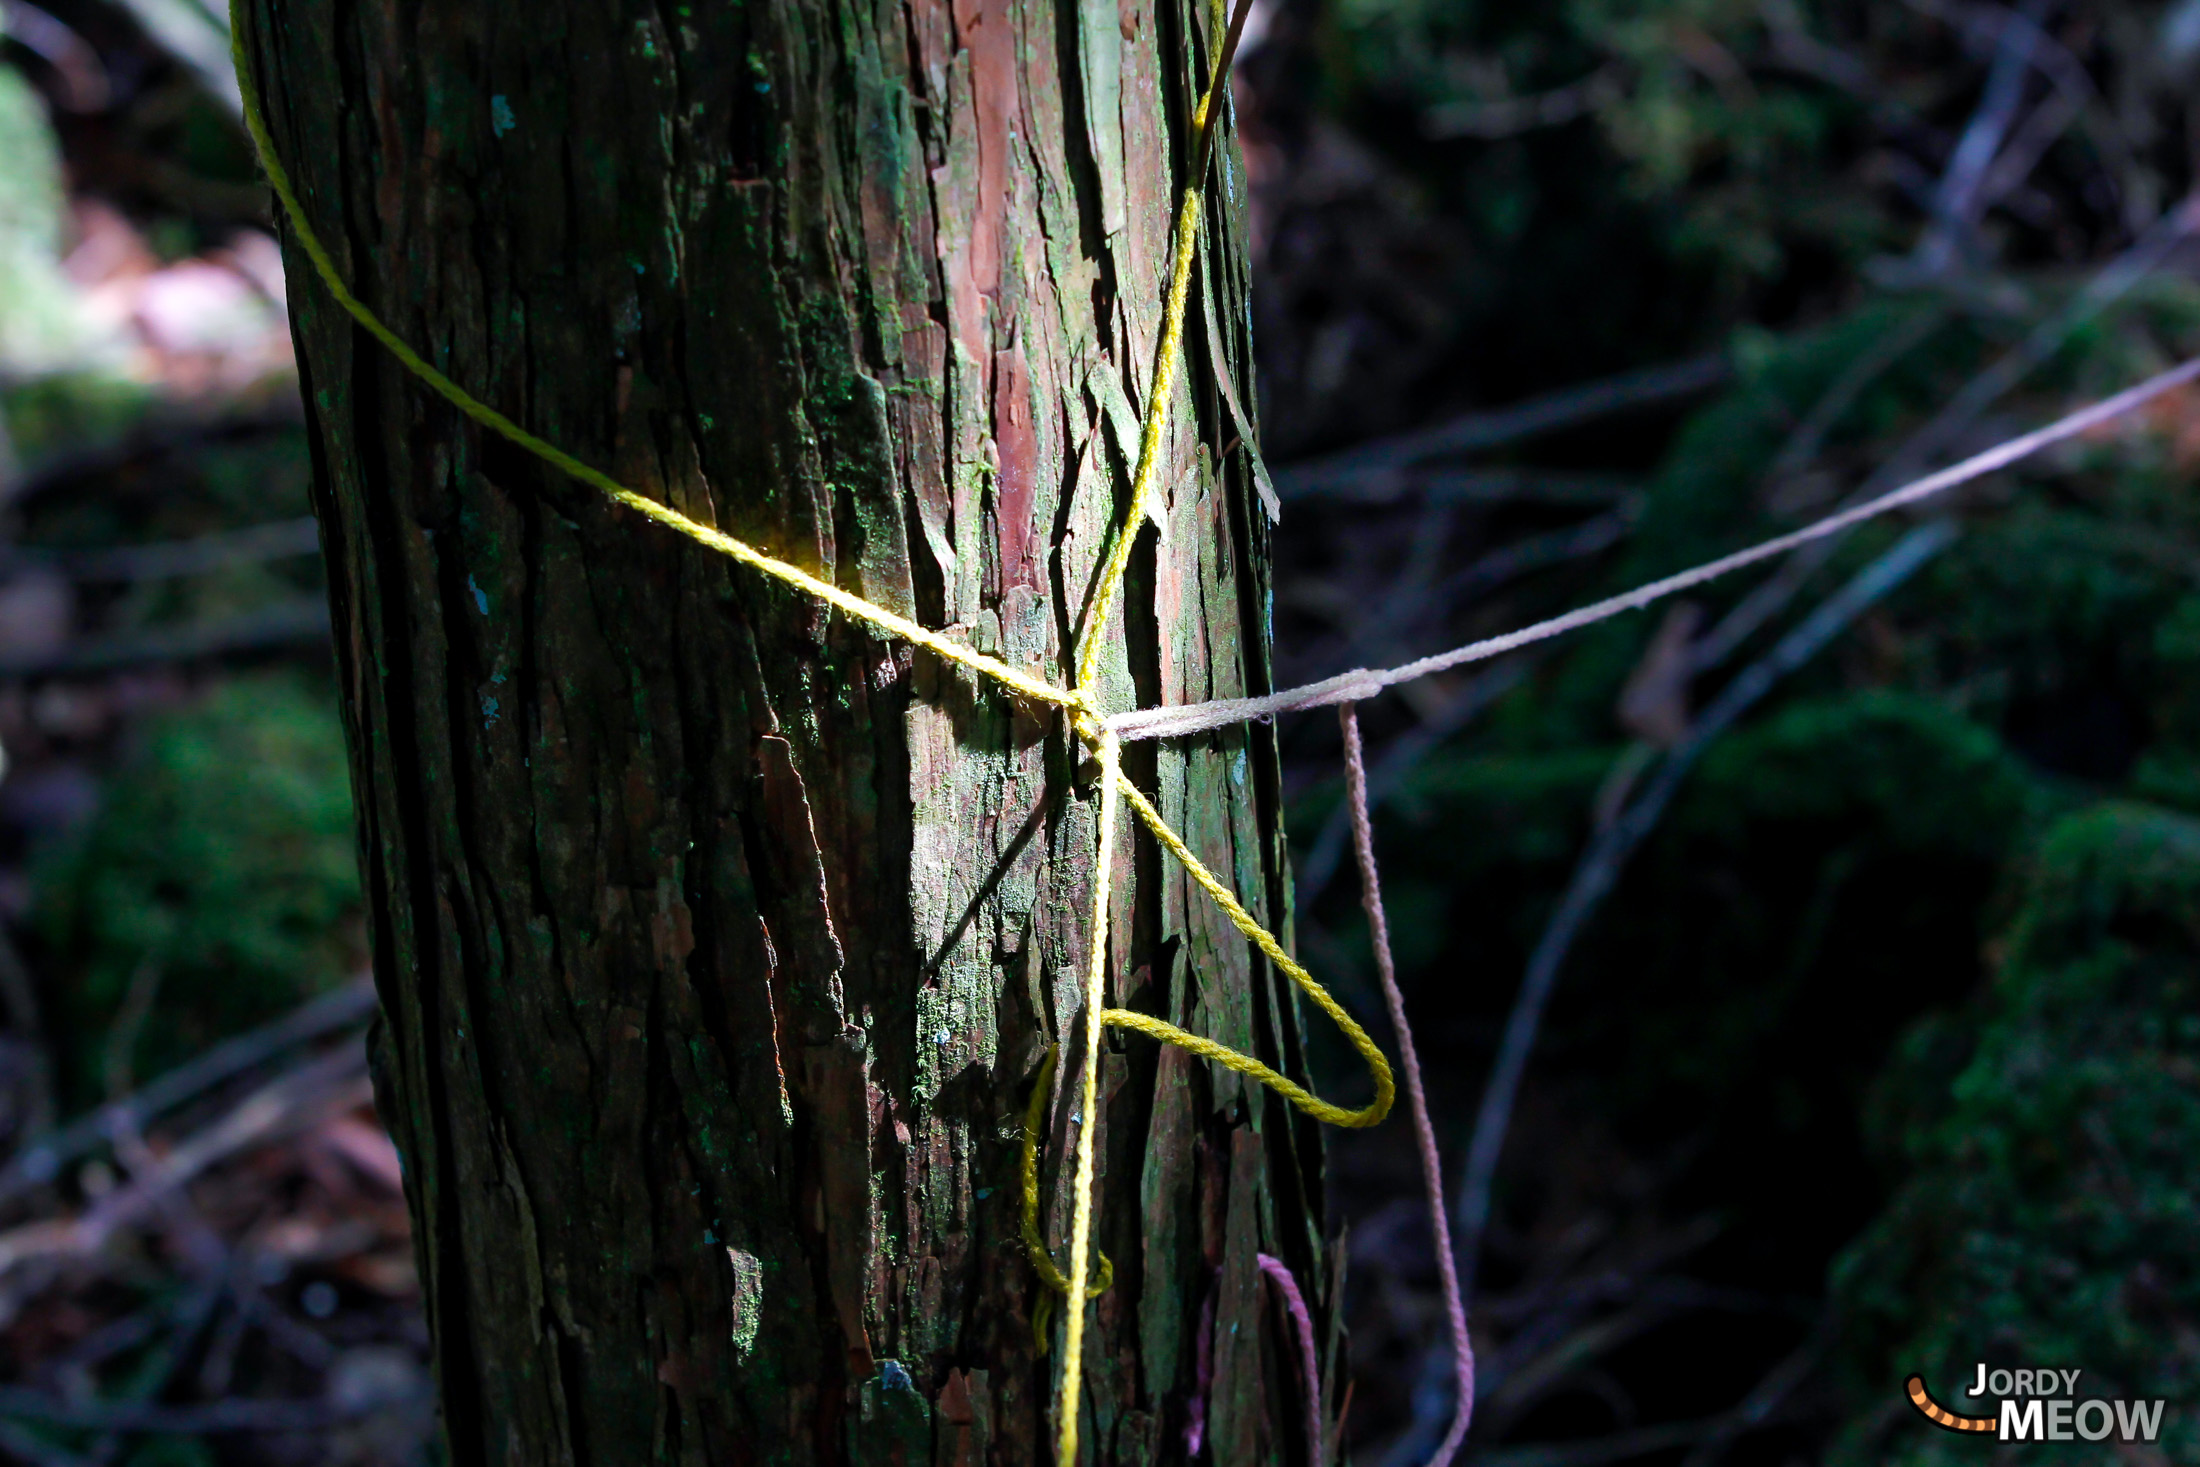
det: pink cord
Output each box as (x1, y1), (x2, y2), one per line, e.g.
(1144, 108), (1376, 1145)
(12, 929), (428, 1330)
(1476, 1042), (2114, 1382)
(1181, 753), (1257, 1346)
(1257, 1253), (1324, 1467)
(1186, 1277), (1217, 1457)
(1341, 703), (1475, 1466)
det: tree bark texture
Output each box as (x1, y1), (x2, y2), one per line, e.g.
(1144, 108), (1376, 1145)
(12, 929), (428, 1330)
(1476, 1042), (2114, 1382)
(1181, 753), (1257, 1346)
(239, 0), (1330, 1461)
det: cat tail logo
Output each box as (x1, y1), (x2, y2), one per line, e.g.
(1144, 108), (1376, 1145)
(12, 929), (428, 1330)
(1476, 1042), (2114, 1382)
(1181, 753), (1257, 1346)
(1905, 1376), (1995, 1434)
(1905, 1373), (2168, 1444)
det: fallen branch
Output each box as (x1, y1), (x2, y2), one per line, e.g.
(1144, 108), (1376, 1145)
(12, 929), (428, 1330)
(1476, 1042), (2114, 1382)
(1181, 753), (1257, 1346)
(1274, 358), (1730, 502)
(1690, 192), (2199, 674)
(1111, 351), (2199, 741)
(0, 1415), (88, 1467)
(0, 599), (331, 681)
(1479, 1279), (1806, 1436)
(16, 408), (304, 506)
(0, 1045), (372, 1283)
(0, 1386), (349, 1435)
(0, 978), (375, 1208)
(1307, 504), (1640, 687)
(0, 519), (321, 583)
(1449, 521), (1959, 1304)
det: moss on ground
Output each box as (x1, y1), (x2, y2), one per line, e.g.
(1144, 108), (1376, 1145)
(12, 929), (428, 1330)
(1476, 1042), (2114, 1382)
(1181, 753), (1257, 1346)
(1831, 803), (2200, 1462)
(33, 671), (361, 1099)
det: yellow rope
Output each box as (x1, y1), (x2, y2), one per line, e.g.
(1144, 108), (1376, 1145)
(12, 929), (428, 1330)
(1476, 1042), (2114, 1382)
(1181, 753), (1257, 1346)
(1074, 181), (1204, 693)
(229, 6), (1389, 1460)
(1055, 730), (1120, 1467)
(1112, 775), (1395, 1128)
(227, 19), (1074, 721)
(1020, 1043), (1113, 1355)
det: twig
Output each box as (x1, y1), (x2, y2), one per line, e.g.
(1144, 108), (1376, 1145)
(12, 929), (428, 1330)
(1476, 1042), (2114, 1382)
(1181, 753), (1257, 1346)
(1273, 357), (1730, 501)
(0, 977), (374, 1207)
(0, 519), (322, 583)
(100, 957), (167, 1110)
(1375, 1227), (1734, 1467)
(0, 598), (331, 681)
(32, 1299), (177, 1386)
(1912, 0), (2052, 276)
(1690, 193), (2197, 674)
(1318, 503), (1459, 675)
(0, 1387), (350, 1435)
(0, 1416), (88, 1467)
(1759, 0), (1939, 146)
(1468, 1400), (1808, 1467)
(1480, 1279), (1805, 1434)
(1764, 305), (1953, 485)
(1974, 90), (2079, 222)
(1475, 1219), (1725, 1364)
(1291, 469), (1637, 510)
(84, 1277), (227, 1463)
(0, 0), (110, 112)
(1431, 505), (1640, 613)
(1477, 1298), (1679, 1434)
(99, 0), (240, 116)
(94, 949), (239, 1364)
(1451, 522), (1959, 1304)
(0, 1045), (371, 1281)
(1905, 0), (2149, 234)
(1111, 352), (2199, 741)
(1310, 506), (1640, 688)
(1422, 68), (1619, 140)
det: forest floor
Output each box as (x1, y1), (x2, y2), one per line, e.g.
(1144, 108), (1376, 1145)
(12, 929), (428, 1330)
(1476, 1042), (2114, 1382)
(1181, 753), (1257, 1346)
(0, 3), (426, 1462)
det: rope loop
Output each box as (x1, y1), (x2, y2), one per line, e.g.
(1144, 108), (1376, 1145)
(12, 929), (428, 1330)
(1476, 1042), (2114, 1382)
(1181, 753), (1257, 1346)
(1020, 1044), (1115, 1306)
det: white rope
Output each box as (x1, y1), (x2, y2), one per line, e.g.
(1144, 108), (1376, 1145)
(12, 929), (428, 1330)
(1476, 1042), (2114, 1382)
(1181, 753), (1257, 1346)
(1105, 353), (2200, 741)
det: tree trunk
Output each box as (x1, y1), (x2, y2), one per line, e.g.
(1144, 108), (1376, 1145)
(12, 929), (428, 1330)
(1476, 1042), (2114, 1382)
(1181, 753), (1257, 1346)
(237, 0), (1327, 1460)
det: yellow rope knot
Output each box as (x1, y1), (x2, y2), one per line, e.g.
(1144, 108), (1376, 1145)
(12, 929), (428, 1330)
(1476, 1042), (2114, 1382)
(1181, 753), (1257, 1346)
(229, 3), (1387, 1463)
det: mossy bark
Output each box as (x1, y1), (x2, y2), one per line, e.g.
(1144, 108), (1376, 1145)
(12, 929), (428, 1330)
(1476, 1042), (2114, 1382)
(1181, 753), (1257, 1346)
(237, 0), (1328, 1461)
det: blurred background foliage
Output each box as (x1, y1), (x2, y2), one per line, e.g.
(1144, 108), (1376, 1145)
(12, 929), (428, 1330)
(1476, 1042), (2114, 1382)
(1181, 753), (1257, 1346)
(35, 670), (358, 1100)
(1242, 0), (2200, 1459)
(0, 1), (414, 1459)
(0, 0), (2193, 1461)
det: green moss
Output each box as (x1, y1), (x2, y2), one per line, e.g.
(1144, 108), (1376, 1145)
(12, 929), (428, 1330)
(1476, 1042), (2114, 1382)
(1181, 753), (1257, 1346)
(0, 373), (158, 469)
(1682, 691), (2038, 852)
(1829, 803), (2200, 1463)
(34, 673), (362, 1097)
(1581, 692), (2037, 1122)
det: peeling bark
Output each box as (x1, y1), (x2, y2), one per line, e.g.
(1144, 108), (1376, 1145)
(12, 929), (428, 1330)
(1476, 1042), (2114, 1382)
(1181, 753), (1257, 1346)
(239, 0), (1328, 1460)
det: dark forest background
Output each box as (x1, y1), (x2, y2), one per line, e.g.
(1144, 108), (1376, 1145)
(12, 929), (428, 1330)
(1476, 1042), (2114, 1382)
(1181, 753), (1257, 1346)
(0, 0), (2194, 1462)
